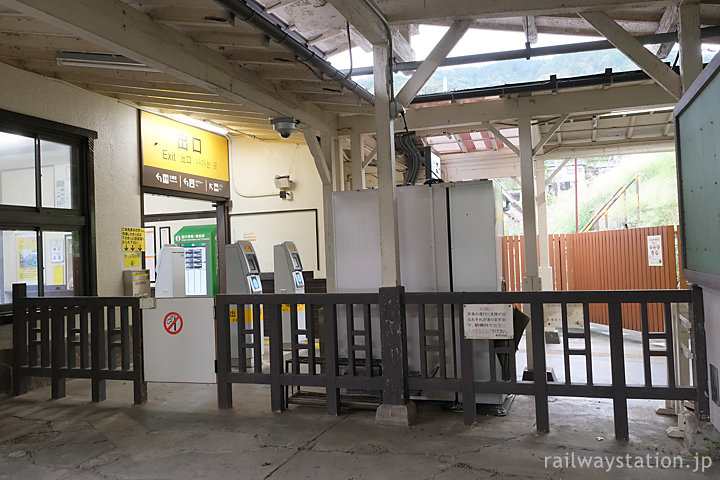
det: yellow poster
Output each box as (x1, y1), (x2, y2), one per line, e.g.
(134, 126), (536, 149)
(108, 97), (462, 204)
(141, 111), (229, 181)
(124, 252), (142, 267)
(122, 227), (145, 252)
(53, 265), (64, 285)
(17, 236), (38, 282)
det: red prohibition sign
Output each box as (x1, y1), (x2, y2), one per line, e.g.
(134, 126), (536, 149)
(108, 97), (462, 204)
(163, 312), (183, 335)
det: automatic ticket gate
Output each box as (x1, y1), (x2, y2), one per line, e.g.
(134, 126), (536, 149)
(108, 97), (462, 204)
(274, 241), (305, 344)
(145, 245), (215, 384)
(226, 240), (264, 362)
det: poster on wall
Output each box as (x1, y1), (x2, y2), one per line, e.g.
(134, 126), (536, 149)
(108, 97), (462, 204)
(16, 235), (38, 283)
(51, 239), (64, 263)
(140, 111), (230, 199)
(124, 252), (142, 268)
(122, 227), (146, 252)
(647, 234), (663, 267)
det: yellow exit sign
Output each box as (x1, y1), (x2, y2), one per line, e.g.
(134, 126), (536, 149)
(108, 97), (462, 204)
(140, 111), (230, 198)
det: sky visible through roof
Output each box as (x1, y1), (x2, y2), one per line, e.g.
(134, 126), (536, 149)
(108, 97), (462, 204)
(328, 25), (719, 95)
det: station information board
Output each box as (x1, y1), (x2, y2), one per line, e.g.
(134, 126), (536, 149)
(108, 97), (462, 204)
(140, 111), (230, 199)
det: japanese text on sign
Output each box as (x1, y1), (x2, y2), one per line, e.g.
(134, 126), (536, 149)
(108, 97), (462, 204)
(122, 227), (146, 252)
(140, 111), (229, 199)
(647, 234), (663, 266)
(463, 304), (513, 340)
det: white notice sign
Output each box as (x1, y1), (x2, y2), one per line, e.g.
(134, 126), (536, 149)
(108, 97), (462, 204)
(647, 234), (663, 266)
(463, 304), (513, 339)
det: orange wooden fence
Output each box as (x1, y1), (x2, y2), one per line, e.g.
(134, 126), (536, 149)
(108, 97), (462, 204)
(501, 226), (686, 332)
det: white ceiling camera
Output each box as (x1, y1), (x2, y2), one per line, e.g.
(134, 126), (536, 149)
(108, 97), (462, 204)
(271, 117), (298, 139)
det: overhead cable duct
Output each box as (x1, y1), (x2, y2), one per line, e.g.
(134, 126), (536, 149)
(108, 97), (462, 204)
(395, 132), (422, 185)
(212, 0), (374, 105)
(411, 66), (688, 104)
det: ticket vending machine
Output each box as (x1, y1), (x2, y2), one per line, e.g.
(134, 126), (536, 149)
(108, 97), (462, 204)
(274, 241), (305, 344)
(174, 225), (218, 297)
(226, 240), (263, 296)
(226, 240), (264, 362)
(154, 245), (186, 298)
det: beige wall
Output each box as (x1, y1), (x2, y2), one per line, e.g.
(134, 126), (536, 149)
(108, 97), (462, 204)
(143, 135), (326, 277)
(228, 135), (325, 277)
(0, 63), (141, 296)
(0, 62), (327, 295)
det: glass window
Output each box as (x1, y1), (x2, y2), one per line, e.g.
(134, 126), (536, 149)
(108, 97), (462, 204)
(0, 110), (93, 307)
(1, 230), (39, 302)
(41, 140), (74, 209)
(43, 231), (80, 297)
(0, 132), (36, 207)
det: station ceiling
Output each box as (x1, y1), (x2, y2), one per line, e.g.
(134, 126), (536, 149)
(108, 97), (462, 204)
(0, 1), (717, 175)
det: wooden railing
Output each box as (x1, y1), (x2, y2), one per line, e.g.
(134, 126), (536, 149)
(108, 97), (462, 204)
(12, 284), (147, 404)
(214, 287), (709, 440)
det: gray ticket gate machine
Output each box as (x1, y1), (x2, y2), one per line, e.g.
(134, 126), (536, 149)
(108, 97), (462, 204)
(225, 241), (264, 362)
(155, 245), (186, 298)
(274, 241), (305, 344)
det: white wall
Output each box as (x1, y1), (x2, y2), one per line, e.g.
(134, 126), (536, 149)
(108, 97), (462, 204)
(0, 63), (141, 296)
(140, 135), (326, 278)
(228, 136), (325, 277)
(144, 193), (214, 215)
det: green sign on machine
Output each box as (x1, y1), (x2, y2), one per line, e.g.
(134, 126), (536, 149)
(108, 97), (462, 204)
(174, 225), (218, 297)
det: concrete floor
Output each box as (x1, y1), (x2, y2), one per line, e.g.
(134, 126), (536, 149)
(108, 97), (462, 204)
(0, 378), (718, 480)
(1, 324), (718, 479)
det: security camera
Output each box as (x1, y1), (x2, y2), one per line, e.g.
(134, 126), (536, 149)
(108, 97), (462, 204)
(271, 117), (298, 139)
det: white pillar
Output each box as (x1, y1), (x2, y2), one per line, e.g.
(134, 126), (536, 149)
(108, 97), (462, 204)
(534, 157), (553, 291)
(373, 43), (401, 287)
(520, 116), (540, 287)
(332, 137), (345, 192)
(679, 1), (703, 92)
(520, 115), (540, 372)
(351, 130), (366, 190)
(320, 136), (337, 292)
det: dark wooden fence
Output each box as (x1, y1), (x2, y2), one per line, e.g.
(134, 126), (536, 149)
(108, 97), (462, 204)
(12, 284), (146, 404)
(215, 287), (708, 440)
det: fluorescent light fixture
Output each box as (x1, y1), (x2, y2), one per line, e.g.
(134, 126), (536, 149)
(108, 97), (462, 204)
(166, 113), (229, 136)
(55, 51), (159, 72)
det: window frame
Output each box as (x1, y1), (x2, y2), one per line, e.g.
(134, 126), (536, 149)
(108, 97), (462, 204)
(0, 108), (97, 317)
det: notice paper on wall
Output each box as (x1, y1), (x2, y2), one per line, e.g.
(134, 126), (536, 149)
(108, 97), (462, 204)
(124, 252), (142, 268)
(647, 234), (663, 267)
(50, 239), (64, 263)
(53, 265), (64, 285)
(463, 304), (513, 340)
(122, 227), (146, 252)
(17, 235), (38, 283)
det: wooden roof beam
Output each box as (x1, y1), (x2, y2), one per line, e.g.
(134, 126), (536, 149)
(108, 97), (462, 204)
(0, 0), (337, 133)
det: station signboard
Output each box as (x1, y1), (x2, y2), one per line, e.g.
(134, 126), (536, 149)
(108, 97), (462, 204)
(140, 111), (230, 199)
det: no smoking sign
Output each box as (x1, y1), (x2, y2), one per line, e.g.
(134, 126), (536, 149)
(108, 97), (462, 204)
(163, 312), (183, 335)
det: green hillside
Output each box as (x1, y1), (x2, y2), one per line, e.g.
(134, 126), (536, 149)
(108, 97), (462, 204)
(355, 49), (650, 94)
(547, 153), (679, 234)
(354, 48), (715, 96)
